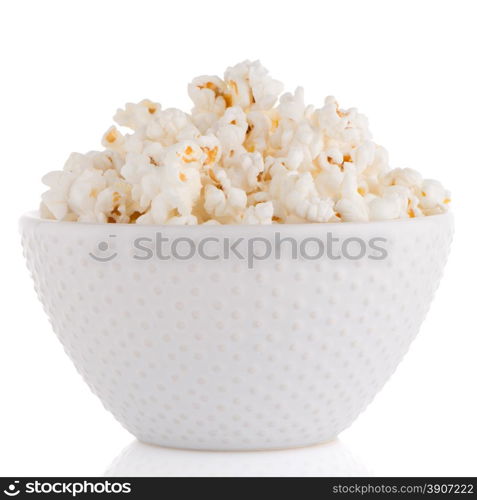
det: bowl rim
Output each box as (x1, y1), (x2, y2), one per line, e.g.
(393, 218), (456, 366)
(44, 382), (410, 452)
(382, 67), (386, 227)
(20, 210), (453, 231)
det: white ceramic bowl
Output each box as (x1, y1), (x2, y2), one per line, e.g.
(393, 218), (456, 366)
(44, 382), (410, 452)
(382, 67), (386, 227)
(20, 212), (453, 450)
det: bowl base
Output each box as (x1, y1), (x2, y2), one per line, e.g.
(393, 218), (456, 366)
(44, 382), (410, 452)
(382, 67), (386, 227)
(135, 436), (339, 452)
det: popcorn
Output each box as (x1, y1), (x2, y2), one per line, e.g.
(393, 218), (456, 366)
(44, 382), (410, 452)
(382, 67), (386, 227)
(68, 168), (108, 222)
(188, 75), (228, 133)
(101, 126), (125, 152)
(242, 201), (274, 224)
(419, 179), (451, 214)
(40, 60), (451, 225)
(224, 60), (283, 110)
(114, 99), (161, 132)
(204, 184), (247, 222)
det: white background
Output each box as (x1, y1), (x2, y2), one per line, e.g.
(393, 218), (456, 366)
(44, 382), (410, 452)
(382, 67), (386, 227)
(1, 0), (476, 477)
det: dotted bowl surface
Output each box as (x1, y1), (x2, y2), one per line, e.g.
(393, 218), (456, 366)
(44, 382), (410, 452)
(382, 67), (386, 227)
(20, 212), (453, 450)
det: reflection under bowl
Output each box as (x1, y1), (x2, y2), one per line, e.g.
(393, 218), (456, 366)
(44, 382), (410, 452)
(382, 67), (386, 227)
(105, 439), (369, 477)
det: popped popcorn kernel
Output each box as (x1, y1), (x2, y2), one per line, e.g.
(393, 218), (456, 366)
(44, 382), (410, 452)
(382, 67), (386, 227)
(40, 61), (450, 224)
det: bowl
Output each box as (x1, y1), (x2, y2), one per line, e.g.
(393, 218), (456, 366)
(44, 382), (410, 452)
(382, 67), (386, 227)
(20, 212), (453, 450)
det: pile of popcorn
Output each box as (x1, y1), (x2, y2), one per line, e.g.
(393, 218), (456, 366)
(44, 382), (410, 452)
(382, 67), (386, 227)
(40, 61), (450, 225)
